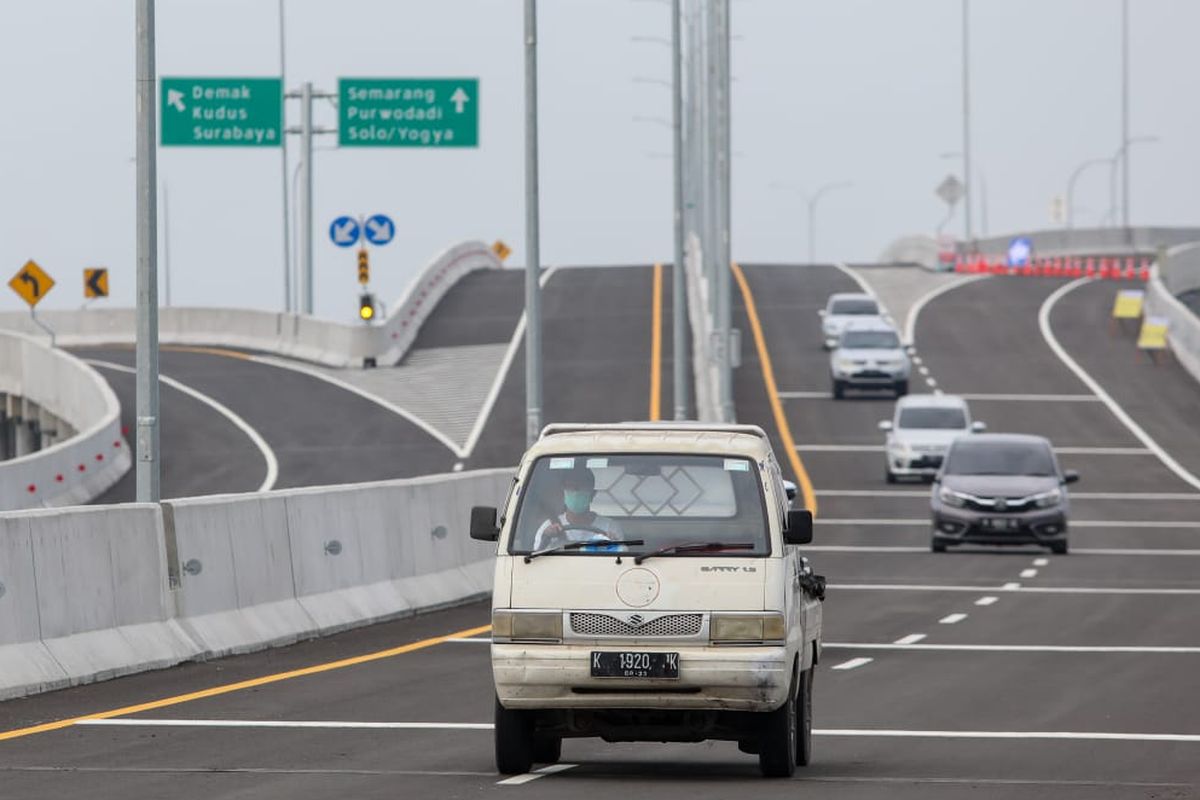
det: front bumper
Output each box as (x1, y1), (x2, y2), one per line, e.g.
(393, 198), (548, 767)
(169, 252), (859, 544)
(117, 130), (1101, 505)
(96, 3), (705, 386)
(493, 642), (791, 712)
(832, 368), (907, 386)
(932, 506), (1068, 545)
(888, 451), (944, 476)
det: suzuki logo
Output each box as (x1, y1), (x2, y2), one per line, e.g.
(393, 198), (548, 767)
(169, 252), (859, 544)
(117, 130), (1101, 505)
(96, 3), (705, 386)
(628, 614), (646, 627)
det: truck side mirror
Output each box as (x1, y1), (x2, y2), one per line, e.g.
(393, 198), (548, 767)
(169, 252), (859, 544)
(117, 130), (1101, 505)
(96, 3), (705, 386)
(784, 509), (813, 545)
(470, 506), (500, 541)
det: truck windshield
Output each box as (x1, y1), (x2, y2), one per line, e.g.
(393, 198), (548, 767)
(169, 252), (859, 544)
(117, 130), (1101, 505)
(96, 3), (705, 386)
(509, 454), (770, 557)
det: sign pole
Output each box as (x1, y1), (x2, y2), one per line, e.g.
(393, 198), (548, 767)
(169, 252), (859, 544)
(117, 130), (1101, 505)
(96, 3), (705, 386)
(523, 0), (543, 446)
(279, 0), (292, 313)
(671, 0), (689, 420)
(135, 0), (160, 503)
(300, 81), (314, 315)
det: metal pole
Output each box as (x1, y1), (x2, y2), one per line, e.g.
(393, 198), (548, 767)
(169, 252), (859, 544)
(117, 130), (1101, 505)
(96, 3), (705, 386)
(135, 0), (160, 503)
(961, 0), (973, 242)
(717, 0), (733, 424)
(671, 0), (689, 420)
(1120, 0), (1130, 231)
(1066, 157), (1109, 229)
(523, 0), (543, 445)
(300, 81), (314, 315)
(279, 0), (292, 312)
(162, 179), (171, 307)
(807, 195), (816, 264)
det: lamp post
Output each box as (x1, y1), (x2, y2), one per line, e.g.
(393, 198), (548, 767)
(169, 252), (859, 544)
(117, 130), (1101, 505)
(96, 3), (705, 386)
(1065, 157), (1110, 229)
(960, 0), (973, 242)
(1106, 136), (1158, 227)
(808, 182), (852, 265)
(940, 151), (987, 237)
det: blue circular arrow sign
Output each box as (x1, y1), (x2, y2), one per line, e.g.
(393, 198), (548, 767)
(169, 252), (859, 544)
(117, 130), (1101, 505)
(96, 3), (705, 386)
(1006, 236), (1033, 267)
(363, 214), (395, 246)
(329, 216), (361, 248)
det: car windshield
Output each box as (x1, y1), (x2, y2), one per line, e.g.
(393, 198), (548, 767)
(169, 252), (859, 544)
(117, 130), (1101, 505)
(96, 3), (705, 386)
(898, 407), (967, 430)
(841, 330), (900, 349)
(830, 298), (878, 315)
(509, 454), (770, 557)
(944, 441), (1056, 476)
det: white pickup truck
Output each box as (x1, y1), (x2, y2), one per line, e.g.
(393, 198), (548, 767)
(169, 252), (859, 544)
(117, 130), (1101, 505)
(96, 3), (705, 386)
(470, 423), (825, 778)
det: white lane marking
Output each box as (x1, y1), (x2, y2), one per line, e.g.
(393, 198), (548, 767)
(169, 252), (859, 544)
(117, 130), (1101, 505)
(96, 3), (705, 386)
(939, 613), (967, 624)
(452, 461), (464, 472)
(77, 719), (493, 730)
(894, 633), (926, 645)
(1033, 558), (1050, 567)
(975, 596), (999, 606)
(87, 360), (278, 492)
(833, 583), (1200, 595)
(778, 390), (836, 399)
(1040, 277), (1200, 492)
(804, 545), (1200, 556)
(904, 273), (990, 346)
(497, 764), (577, 785)
(912, 355), (923, 365)
(831, 657), (874, 671)
(832, 261), (885, 305)
(1020, 569), (1039, 579)
(798, 444), (1150, 455)
(816, 489), (1200, 500)
(824, 642), (1200, 654)
(918, 365), (930, 376)
(959, 393), (1102, 402)
(250, 354), (467, 459)
(817, 518), (1200, 529)
(816, 729), (1200, 743)
(445, 637), (491, 643)
(925, 377), (938, 388)
(461, 266), (558, 460)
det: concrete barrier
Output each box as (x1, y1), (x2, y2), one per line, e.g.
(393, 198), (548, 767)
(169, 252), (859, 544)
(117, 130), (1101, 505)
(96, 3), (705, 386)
(0, 467), (513, 700)
(1146, 243), (1200, 385)
(0, 240), (502, 368)
(0, 331), (129, 510)
(881, 227), (1200, 267)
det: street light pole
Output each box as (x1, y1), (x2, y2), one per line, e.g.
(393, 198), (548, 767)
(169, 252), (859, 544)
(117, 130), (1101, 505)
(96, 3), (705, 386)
(523, 0), (543, 445)
(1120, 0), (1130, 231)
(716, 0), (733, 424)
(1066, 157), (1110, 229)
(278, 0), (291, 313)
(135, 0), (160, 503)
(961, 0), (973, 242)
(807, 181), (852, 265)
(670, 0), (689, 420)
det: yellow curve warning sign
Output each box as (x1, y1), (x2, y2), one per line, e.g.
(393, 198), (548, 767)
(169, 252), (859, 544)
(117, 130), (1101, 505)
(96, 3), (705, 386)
(8, 260), (55, 308)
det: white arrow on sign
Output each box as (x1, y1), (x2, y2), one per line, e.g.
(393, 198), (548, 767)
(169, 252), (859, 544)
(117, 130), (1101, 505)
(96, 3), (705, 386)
(450, 87), (470, 114)
(332, 219), (358, 245)
(365, 217), (392, 242)
(167, 89), (186, 113)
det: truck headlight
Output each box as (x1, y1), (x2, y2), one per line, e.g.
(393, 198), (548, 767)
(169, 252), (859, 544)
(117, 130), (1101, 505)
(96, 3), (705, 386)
(1032, 488), (1063, 509)
(710, 613), (786, 643)
(492, 609), (562, 642)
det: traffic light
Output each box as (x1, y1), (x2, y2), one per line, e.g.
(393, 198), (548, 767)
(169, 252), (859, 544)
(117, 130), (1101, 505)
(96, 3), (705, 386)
(357, 248), (369, 284)
(359, 293), (376, 322)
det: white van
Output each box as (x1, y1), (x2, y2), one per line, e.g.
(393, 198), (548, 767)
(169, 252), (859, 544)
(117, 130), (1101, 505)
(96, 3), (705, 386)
(470, 423), (825, 778)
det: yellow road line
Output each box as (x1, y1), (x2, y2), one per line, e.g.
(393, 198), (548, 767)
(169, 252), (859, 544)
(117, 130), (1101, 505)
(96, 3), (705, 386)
(649, 262), (664, 421)
(730, 262), (818, 516)
(0, 623), (492, 743)
(161, 345), (254, 360)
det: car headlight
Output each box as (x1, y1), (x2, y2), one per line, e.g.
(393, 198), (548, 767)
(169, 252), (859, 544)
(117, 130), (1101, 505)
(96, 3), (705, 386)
(1031, 488), (1063, 509)
(888, 440), (911, 456)
(823, 321), (837, 335)
(492, 609), (562, 643)
(938, 486), (969, 508)
(710, 612), (786, 644)
(834, 357), (858, 371)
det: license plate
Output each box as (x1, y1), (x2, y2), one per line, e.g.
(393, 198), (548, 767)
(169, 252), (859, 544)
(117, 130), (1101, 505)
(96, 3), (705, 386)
(982, 517), (1020, 531)
(591, 651), (680, 679)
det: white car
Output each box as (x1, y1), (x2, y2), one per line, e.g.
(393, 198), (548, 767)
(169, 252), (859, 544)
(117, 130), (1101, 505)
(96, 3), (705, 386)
(879, 394), (986, 483)
(829, 320), (911, 399)
(472, 422), (825, 778)
(819, 292), (883, 349)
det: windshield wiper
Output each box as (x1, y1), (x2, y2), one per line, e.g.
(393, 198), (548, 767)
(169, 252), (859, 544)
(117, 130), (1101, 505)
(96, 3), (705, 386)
(524, 538), (644, 563)
(634, 541), (755, 565)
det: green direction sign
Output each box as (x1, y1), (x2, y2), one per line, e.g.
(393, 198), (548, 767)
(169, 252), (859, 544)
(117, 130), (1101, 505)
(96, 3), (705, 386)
(161, 77), (282, 147)
(338, 78), (478, 148)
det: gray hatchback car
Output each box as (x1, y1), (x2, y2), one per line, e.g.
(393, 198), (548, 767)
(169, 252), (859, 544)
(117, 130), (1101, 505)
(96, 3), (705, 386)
(930, 433), (1079, 554)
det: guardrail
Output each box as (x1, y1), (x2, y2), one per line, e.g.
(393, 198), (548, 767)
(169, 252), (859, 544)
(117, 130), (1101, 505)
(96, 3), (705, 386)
(0, 240), (502, 368)
(1146, 243), (1200, 384)
(0, 331), (129, 510)
(0, 468), (510, 700)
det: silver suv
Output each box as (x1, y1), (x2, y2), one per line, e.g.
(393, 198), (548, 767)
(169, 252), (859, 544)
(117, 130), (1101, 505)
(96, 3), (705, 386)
(879, 394), (985, 483)
(819, 293), (883, 349)
(830, 321), (911, 399)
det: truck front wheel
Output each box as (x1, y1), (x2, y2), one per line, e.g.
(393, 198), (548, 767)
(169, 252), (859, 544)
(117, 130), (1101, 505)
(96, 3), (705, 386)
(494, 696), (535, 775)
(758, 674), (798, 777)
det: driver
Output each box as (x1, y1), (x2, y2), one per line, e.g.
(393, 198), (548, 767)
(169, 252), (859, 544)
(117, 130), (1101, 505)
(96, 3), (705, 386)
(533, 465), (624, 550)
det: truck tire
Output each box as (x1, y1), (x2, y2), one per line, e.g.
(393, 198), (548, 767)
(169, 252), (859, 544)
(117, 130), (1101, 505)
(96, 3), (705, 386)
(533, 735), (562, 764)
(494, 696), (535, 775)
(796, 668), (814, 766)
(758, 674), (798, 777)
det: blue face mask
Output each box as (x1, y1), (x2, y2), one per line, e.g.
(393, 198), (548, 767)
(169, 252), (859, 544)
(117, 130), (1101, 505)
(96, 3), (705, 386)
(563, 489), (591, 515)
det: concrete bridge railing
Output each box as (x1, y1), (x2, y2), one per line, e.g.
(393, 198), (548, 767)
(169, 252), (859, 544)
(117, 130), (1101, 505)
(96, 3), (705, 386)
(1147, 242), (1200, 385)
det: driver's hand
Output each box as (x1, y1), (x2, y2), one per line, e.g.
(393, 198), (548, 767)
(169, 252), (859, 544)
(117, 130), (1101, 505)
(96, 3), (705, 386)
(543, 521), (565, 539)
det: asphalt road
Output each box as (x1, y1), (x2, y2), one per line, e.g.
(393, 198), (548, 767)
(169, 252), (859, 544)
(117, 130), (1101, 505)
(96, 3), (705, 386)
(4, 265), (1198, 797)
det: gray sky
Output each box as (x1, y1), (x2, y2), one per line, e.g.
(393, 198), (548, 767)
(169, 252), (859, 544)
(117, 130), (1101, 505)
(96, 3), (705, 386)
(1, 1), (1197, 320)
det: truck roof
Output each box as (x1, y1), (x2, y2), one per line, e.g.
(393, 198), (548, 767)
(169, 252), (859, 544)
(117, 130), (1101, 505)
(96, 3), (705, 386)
(530, 422), (774, 460)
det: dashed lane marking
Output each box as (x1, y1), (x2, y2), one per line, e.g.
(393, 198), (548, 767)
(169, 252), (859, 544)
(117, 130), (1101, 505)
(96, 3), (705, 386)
(831, 657), (874, 671)
(0, 623), (492, 742)
(1034, 557), (1050, 566)
(975, 596), (999, 606)
(804, 545), (1200, 556)
(731, 261), (818, 514)
(87, 360), (278, 492)
(939, 613), (968, 625)
(1020, 569), (1039, 579)
(958, 393), (1102, 402)
(833, 583), (1200, 595)
(498, 764), (578, 785)
(816, 518), (1199, 529)
(893, 633), (926, 645)
(815, 489), (1200, 500)
(1002, 582), (1022, 590)
(797, 444), (1150, 455)
(824, 643), (1200, 654)
(79, 719), (494, 730)
(817, 729), (1200, 743)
